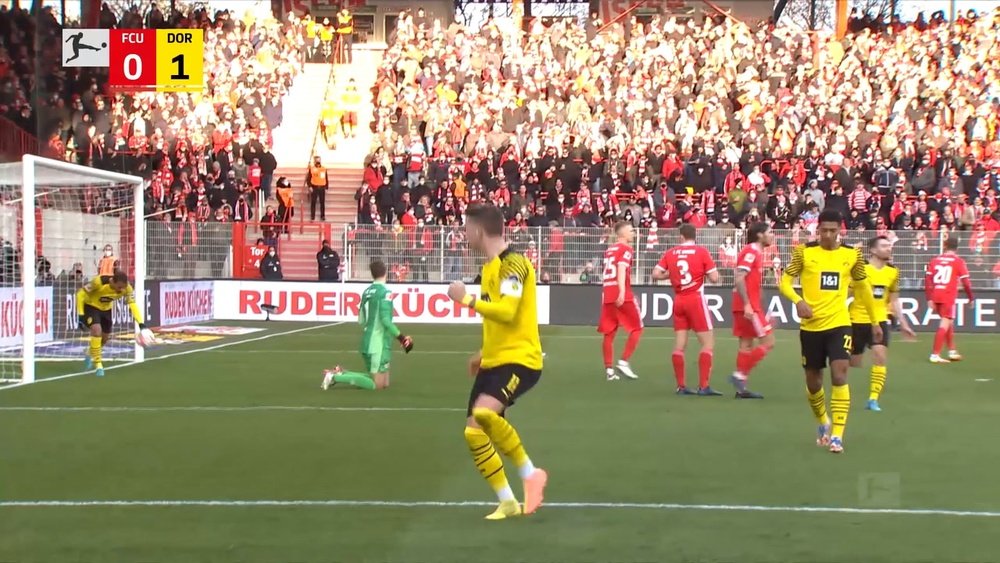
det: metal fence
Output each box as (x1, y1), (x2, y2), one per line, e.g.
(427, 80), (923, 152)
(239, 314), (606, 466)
(146, 221), (233, 280)
(342, 224), (1000, 290)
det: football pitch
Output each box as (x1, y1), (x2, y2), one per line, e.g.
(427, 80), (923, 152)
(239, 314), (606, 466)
(2, 322), (998, 562)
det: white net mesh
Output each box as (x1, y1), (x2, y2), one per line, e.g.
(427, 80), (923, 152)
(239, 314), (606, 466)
(0, 157), (145, 385)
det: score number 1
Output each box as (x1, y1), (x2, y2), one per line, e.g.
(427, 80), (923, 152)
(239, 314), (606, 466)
(119, 53), (188, 83)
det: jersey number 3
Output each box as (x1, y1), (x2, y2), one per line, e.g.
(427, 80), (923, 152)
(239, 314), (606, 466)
(676, 259), (693, 285)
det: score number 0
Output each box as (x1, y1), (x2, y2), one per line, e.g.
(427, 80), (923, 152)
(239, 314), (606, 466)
(121, 53), (190, 81)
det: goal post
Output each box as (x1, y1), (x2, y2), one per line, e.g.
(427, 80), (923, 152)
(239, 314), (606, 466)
(0, 155), (145, 385)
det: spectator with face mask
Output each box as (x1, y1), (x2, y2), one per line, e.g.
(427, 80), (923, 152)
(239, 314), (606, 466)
(98, 244), (118, 276)
(259, 246), (283, 280)
(317, 239), (341, 281)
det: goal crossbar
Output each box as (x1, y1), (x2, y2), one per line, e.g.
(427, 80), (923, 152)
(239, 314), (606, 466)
(1, 155), (146, 383)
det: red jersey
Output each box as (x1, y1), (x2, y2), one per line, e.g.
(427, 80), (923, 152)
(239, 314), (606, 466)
(925, 252), (971, 303)
(732, 243), (764, 312)
(602, 243), (635, 304)
(656, 242), (717, 295)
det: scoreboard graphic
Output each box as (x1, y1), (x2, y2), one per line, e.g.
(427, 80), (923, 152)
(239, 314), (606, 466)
(62, 28), (203, 93)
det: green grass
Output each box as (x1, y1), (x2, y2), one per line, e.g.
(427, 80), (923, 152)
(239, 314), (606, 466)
(1, 323), (998, 562)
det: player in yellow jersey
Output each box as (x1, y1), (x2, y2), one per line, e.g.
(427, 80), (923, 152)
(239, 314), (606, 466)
(779, 210), (880, 454)
(77, 271), (145, 377)
(447, 203), (548, 520)
(848, 236), (915, 413)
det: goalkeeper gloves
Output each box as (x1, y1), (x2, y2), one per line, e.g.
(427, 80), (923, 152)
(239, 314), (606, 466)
(397, 334), (414, 353)
(78, 315), (88, 330)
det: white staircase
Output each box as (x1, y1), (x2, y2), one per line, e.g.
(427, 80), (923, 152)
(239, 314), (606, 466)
(316, 47), (383, 166)
(270, 63), (335, 168)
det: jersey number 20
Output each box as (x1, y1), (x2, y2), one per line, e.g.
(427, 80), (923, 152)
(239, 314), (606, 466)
(932, 265), (953, 285)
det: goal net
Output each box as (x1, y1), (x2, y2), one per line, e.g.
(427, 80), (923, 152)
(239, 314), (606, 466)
(0, 155), (146, 385)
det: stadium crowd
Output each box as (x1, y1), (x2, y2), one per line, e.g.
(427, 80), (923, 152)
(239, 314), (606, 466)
(1, 3), (304, 224)
(363, 7), (1000, 243)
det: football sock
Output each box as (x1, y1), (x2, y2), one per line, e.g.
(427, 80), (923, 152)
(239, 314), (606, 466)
(472, 408), (535, 478)
(698, 351), (713, 389)
(464, 426), (515, 502)
(946, 325), (955, 351)
(602, 333), (615, 368)
(89, 336), (102, 367)
(332, 371), (376, 390)
(621, 329), (642, 362)
(735, 349), (752, 376)
(749, 345), (771, 371)
(932, 328), (947, 355)
(830, 384), (850, 440)
(671, 351), (685, 387)
(869, 365), (887, 401)
(807, 387), (828, 425)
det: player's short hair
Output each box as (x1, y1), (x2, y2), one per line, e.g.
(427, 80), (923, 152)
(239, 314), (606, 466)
(370, 259), (387, 279)
(614, 220), (632, 234)
(466, 203), (504, 236)
(679, 223), (697, 241)
(747, 222), (770, 244)
(111, 271), (128, 284)
(818, 209), (843, 225)
(868, 235), (889, 249)
(943, 235), (959, 251)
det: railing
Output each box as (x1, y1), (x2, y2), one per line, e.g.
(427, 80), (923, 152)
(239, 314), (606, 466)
(0, 116), (39, 160)
(341, 224), (1000, 289)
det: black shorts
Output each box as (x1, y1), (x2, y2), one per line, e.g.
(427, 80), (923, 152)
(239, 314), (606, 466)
(799, 326), (853, 370)
(83, 305), (113, 334)
(467, 364), (541, 416)
(851, 321), (891, 355)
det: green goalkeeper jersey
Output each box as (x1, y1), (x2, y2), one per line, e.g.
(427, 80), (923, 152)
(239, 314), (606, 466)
(359, 281), (401, 355)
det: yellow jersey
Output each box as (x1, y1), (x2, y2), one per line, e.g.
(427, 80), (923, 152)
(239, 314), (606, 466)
(781, 242), (868, 332)
(77, 276), (143, 323)
(849, 263), (899, 324)
(473, 249), (543, 371)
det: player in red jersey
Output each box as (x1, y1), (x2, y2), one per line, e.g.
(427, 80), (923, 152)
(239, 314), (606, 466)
(652, 224), (722, 396)
(925, 236), (975, 363)
(730, 222), (774, 399)
(598, 221), (643, 381)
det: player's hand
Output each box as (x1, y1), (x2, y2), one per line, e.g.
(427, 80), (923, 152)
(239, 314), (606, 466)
(77, 315), (88, 331)
(615, 294), (625, 307)
(871, 322), (884, 344)
(397, 334), (414, 353)
(447, 280), (467, 303)
(795, 301), (813, 319)
(743, 307), (756, 321)
(901, 324), (917, 340)
(468, 351), (482, 376)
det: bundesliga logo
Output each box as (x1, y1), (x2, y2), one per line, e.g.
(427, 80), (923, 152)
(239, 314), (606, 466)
(62, 29), (110, 67)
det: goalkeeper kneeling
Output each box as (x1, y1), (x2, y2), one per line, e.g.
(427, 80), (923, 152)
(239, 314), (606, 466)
(322, 260), (413, 391)
(76, 271), (149, 377)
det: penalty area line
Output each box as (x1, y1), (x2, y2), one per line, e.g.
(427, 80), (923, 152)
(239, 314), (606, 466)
(0, 323), (345, 392)
(1, 499), (998, 518)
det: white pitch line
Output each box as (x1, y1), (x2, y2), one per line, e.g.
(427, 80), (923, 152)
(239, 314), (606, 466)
(1, 499), (998, 518)
(0, 323), (345, 392)
(0, 405), (463, 413)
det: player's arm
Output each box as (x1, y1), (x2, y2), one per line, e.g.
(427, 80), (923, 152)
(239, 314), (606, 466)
(734, 268), (752, 311)
(75, 277), (98, 316)
(704, 251), (719, 284)
(123, 284), (145, 326)
(651, 253), (670, 281)
(958, 260), (975, 301)
(379, 295), (413, 352)
(778, 245), (804, 304)
(464, 260), (528, 324)
(850, 248), (879, 324)
(923, 262), (934, 302)
(616, 261), (628, 304)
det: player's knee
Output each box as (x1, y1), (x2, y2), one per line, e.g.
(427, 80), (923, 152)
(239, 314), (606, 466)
(472, 407), (499, 428)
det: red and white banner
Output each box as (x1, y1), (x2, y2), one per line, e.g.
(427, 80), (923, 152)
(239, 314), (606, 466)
(0, 287), (55, 347)
(213, 281), (551, 325)
(159, 281), (214, 326)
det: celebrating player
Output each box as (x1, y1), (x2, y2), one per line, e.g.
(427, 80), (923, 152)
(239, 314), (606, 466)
(730, 222), (774, 399)
(925, 236), (975, 363)
(76, 271), (146, 377)
(322, 260), (413, 391)
(779, 210), (880, 453)
(652, 224), (722, 396)
(598, 221), (643, 381)
(848, 236), (915, 412)
(446, 203), (548, 521)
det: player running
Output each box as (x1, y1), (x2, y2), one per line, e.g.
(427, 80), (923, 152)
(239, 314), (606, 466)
(447, 203), (548, 521)
(780, 210), (880, 454)
(925, 236), (975, 363)
(598, 221), (643, 381)
(730, 222), (774, 400)
(848, 236), (915, 412)
(652, 224), (722, 396)
(322, 260), (413, 391)
(76, 271), (146, 377)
